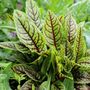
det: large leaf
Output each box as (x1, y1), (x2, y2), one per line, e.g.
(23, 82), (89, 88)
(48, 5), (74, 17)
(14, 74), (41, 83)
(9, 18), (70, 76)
(74, 29), (86, 62)
(65, 15), (77, 44)
(43, 11), (61, 50)
(14, 10), (45, 53)
(26, 0), (41, 29)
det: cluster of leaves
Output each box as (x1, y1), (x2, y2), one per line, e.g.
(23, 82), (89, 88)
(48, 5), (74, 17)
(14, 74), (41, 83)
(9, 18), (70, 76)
(36, 0), (90, 48)
(0, 0), (90, 90)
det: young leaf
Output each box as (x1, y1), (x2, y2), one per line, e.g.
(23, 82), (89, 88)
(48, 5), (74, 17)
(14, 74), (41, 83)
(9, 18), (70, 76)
(26, 0), (41, 29)
(14, 10), (45, 53)
(74, 29), (86, 62)
(65, 15), (77, 44)
(43, 11), (61, 50)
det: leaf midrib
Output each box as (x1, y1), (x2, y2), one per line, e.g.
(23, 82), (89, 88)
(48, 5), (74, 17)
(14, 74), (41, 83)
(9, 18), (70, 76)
(18, 19), (40, 52)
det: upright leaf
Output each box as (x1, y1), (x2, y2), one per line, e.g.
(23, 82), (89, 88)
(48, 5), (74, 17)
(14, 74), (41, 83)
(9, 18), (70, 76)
(43, 11), (61, 50)
(0, 42), (16, 50)
(65, 15), (77, 44)
(26, 0), (41, 29)
(14, 10), (45, 53)
(74, 29), (86, 62)
(65, 40), (74, 60)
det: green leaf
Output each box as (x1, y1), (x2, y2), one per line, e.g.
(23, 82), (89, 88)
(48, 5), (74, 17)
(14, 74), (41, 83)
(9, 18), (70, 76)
(74, 29), (86, 62)
(78, 57), (90, 71)
(26, 0), (41, 29)
(41, 55), (51, 74)
(65, 15), (77, 44)
(54, 80), (65, 90)
(63, 76), (74, 90)
(72, 56), (90, 84)
(13, 64), (25, 74)
(14, 10), (46, 53)
(0, 41), (30, 54)
(39, 76), (51, 90)
(20, 80), (32, 90)
(0, 74), (11, 90)
(0, 42), (17, 50)
(13, 64), (41, 82)
(86, 49), (90, 56)
(43, 11), (62, 50)
(15, 42), (30, 53)
(65, 40), (74, 60)
(51, 84), (59, 90)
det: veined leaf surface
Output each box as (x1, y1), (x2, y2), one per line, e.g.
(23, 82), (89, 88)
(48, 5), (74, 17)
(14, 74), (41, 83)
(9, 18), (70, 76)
(65, 40), (74, 60)
(26, 0), (41, 29)
(20, 80), (32, 90)
(14, 10), (45, 53)
(43, 11), (61, 50)
(74, 29), (86, 62)
(13, 64), (41, 82)
(65, 15), (77, 44)
(0, 42), (16, 50)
